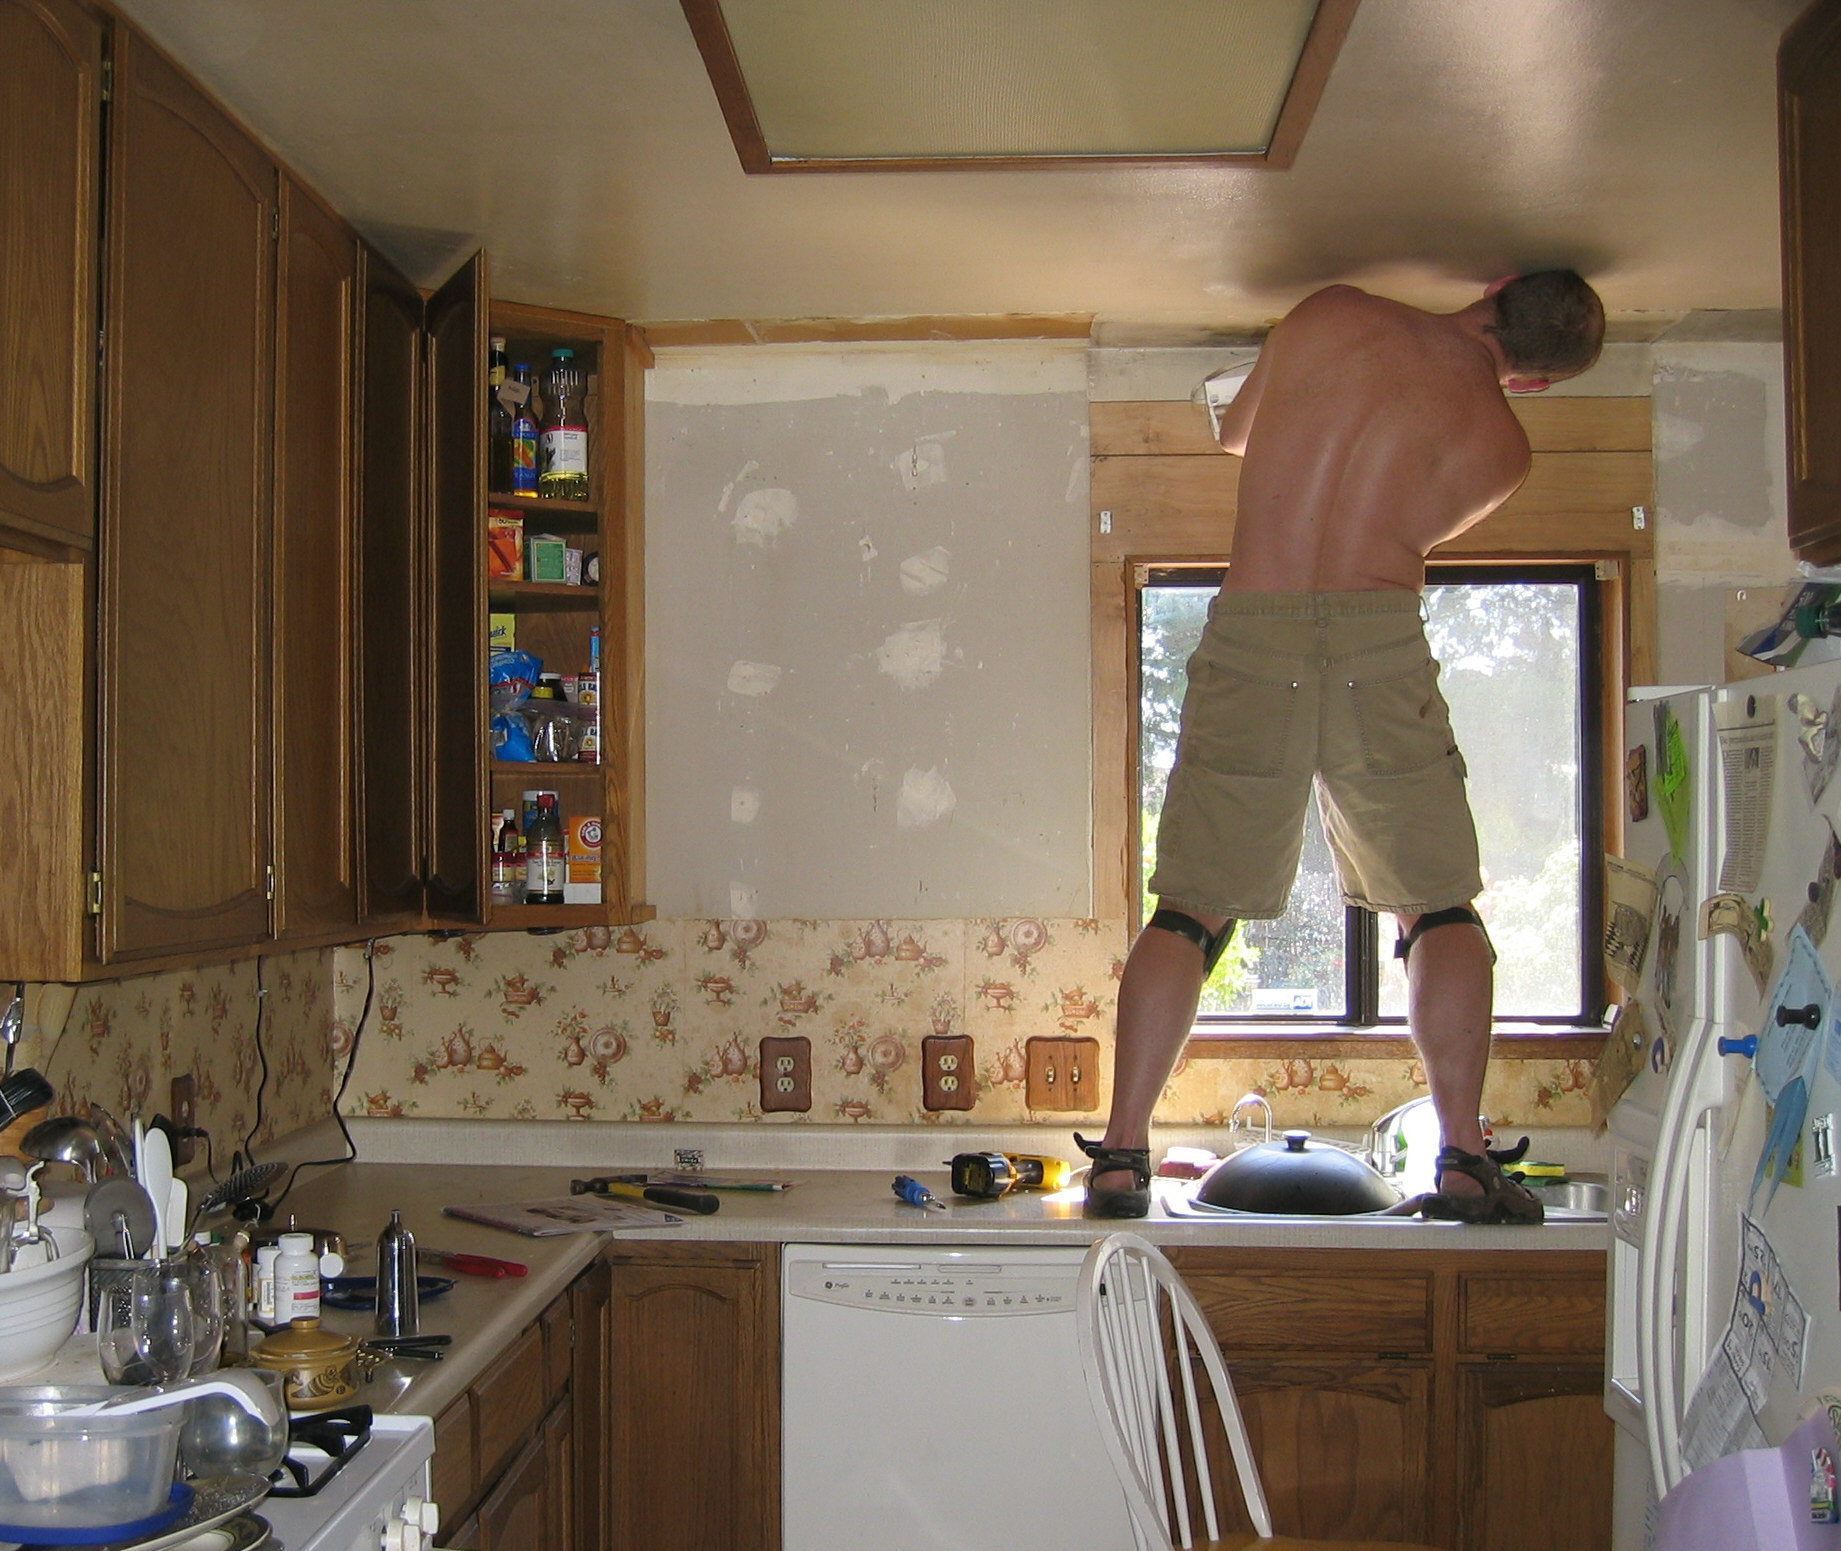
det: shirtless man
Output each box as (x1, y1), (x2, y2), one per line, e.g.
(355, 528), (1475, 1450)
(1080, 272), (1606, 1220)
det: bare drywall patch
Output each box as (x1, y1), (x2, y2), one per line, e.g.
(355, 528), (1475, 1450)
(647, 343), (1090, 919)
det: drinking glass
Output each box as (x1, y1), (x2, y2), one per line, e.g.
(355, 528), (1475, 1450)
(177, 1254), (224, 1375)
(96, 1259), (195, 1385)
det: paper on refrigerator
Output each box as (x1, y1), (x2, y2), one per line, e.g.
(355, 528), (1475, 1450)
(1605, 854), (1659, 992)
(1715, 697), (1777, 894)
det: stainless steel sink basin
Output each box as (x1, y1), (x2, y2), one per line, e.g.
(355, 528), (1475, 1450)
(1528, 1178), (1609, 1219)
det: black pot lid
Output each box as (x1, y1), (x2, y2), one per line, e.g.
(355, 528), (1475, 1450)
(1194, 1129), (1401, 1216)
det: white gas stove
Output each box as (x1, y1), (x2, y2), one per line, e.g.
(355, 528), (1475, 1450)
(256, 1412), (435, 1551)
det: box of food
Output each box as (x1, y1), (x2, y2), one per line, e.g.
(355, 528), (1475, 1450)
(488, 612), (517, 649)
(565, 814), (602, 904)
(527, 533), (567, 583)
(487, 510), (524, 580)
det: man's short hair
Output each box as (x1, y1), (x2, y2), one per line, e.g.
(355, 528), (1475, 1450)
(1488, 270), (1605, 378)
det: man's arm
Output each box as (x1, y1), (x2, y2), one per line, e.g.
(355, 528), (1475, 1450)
(1212, 345), (1271, 457)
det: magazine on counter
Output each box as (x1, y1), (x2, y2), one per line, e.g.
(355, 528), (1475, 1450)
(443, 1195), (683, 1236)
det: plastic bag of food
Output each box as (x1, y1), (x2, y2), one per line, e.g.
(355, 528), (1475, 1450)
(489, 649), (541, 715)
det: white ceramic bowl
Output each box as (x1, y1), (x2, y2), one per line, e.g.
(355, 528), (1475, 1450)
(0, 1229), (95, 1382)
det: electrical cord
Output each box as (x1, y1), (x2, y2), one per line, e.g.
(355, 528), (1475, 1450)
(235, 956), (271, 1175)
(267, 939), (375, 1215)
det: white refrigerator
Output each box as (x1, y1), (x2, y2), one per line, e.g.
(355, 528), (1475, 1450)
(1609, 668), (1841, 1549)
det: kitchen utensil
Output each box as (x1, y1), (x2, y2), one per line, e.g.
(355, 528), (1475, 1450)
(890, 1175), (947, 1212)
(86, 1102), (134, 1178)
(192, 1160), (286, 1222)
(1191, 1130), (1404, 1216)
(21, 1114), (106, 1184)
(0, 1385), (191, 1537)
(165, 1177), (188, 1255)
(83, 1176), (157, 1259)
(96, 1258), (196, 1385)
(365, 1333), (451, 1352)
(139, 1125), (173, 1256)
(67, 1369), (282, 1421)
(319, 1274), (455, 1311)
(0, 1229), (92, 1382)
(250, 1317), (361, 1413)
(570, 1176), (721, 1214)
(414, 1247), (527, 1277)
(360, 1337), (445, 1365)
(0, 1067), (53, 1129)
(375, 1208), (418, 1338)
(0, 985), (21, 1079)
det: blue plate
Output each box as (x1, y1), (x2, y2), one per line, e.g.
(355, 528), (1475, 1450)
(320, 1274), (456, 1310)
(1, 1480), (193, 1546)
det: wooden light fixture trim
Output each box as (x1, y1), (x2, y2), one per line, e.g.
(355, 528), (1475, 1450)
(679, 0), (1360, 174)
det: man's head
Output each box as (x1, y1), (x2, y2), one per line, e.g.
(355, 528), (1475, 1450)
(1483, 271), (1605, 388)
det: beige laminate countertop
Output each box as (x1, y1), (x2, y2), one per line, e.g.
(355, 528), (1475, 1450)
(260, 1158), (1608, 1421)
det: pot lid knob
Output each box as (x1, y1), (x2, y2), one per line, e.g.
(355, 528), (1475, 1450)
(1282, 1130), (1311, 1152)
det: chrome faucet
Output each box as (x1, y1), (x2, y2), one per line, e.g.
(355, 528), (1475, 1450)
(1366, 1095), (1436, 1178)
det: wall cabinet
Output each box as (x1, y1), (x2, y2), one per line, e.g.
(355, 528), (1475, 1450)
(1168, 1246), (1612, 1551)
(0, 0), (102, 553)
(1783, 0), (1841, 561)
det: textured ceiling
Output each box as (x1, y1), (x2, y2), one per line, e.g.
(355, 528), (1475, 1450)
(111, 0), (1807, 336)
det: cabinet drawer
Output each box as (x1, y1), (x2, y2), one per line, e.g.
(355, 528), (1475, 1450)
(1179, 1270), (1432, 1353)
(473, 1320), (547, 1484)
(1461, 1274), (1606, 1356)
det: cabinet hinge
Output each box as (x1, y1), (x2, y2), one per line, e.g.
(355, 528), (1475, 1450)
(87, 872), (103, 916)
(97, 328), (105, 368)
(272, 208), (280, 241)
(264, 865), (276, 901)
(100, 59), (112, 103)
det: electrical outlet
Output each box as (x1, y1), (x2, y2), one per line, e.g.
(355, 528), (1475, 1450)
(921, 1034), (976, 1112)
(170, 1074), (197, 1165)
(759, 1036), (811, 1113)
(1024, 1037), (1100, 1112)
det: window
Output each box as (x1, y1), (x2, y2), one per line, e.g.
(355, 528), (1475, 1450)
(1137, 562), (1607, 1030)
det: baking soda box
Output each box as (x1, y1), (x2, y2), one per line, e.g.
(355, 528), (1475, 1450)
(566, 815), (602, 904)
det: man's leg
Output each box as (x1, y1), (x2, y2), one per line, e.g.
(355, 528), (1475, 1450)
(1397, 906), (1492, 1198)
(1088, 905), (1233, 1204)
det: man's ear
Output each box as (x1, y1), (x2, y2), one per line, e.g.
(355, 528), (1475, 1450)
(1504, 374), (1551, 395)
(1484, 275), (1517, 299)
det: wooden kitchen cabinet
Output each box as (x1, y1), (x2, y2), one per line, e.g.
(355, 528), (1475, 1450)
(1782, 0), (1841, 562)
(97, 23), (276, 964)
(1167, 1246), (1611, 1551)
(598, 1241), (778, 1551)
(0, 0), (103, 553)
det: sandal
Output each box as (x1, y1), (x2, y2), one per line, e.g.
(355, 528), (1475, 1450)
(1075, 1133), (1152, 1219)
(1420, 1144), (1545, 1224)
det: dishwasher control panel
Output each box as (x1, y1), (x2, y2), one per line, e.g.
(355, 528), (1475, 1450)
(786, 1258), (1074, 1314)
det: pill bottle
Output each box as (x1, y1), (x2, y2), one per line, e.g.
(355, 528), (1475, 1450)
(275, 1231), (321, 1325)
(253, 1244), (282, 1328)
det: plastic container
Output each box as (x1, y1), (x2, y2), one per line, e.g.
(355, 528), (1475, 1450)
(0, 1384), (185, 1534)
(0, 1228), (93, 1382)
(274, 1232), (320, 1325)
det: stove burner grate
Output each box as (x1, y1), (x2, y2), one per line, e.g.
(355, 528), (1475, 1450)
(266, 1405), (374, 1498)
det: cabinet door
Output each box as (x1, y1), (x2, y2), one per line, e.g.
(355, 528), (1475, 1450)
(1214, 1357), (1432, 1545)
(424, 253), (486, 923)
(355, 244), (425, 927)
(1783, 0), (1841, 561)
(273, 176), (358, 938)
(607, 1251), (777, 1551)
(542, 1397), (573, 1551)
(98, 25), (274, 962)
(1458, 1363), (1613, 1551)
(475, 1429), (551, 1551)
(0, 0), (102, 550)
(571, 1261), (612, 1551)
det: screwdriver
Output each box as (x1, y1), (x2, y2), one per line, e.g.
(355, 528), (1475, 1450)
(891, 1174), (947, 1212)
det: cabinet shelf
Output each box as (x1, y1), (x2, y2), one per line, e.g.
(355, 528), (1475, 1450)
(489, 579), (597, 607)
(487, 491), (599, 518)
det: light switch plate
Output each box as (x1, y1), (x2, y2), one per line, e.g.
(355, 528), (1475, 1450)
(1024, 1037), (1100, 1112)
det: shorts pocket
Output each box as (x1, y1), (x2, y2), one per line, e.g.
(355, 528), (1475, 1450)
(1348, 655), (1458, 777)
(1178, 655), (1299, 779)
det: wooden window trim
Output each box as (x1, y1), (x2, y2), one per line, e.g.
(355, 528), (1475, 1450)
(1090, 394), (1656, 1055)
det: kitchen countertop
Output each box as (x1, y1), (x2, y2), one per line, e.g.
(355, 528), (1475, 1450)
(29, 1144), (1610, 1426)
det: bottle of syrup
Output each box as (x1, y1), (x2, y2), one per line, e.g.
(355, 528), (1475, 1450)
(523, 794), (565, 905)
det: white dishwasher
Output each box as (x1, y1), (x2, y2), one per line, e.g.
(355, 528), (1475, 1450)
(781, 1243), (1136, 1551)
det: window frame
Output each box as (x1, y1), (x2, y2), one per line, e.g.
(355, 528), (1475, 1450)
(1135, 559), (1609, 1031)
(1087, 391), (1656, 1060)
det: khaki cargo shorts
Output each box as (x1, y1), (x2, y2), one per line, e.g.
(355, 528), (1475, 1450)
(1149, 590), (1482, 921)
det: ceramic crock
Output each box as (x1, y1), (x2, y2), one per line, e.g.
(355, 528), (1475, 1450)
(251, 1317), (360, 1412)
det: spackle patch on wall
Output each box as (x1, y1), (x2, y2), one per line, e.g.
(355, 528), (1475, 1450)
(727, 661), (784, 696)
(897, 767), (956, 829)
(876, 620), (947, 691)
(731, 486), (798, 548)
(731, 785), (762, 824)
(896, 435), (952, 491)
(900, 547), (951, 596)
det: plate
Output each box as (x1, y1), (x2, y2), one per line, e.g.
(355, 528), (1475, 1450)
(0, 1482), (192, 1547)
(320, 1275), (456, 1311)
(12, 1475), (272, 1551)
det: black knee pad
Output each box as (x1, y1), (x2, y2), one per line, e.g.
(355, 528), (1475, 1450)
(1147, 909), (1237, 976)
(1394, 906), (1496, 965)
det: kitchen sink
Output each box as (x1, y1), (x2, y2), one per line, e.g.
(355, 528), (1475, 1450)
(1527, 1178), (1610, 1219)
(1158, 1172), (1610, 1224)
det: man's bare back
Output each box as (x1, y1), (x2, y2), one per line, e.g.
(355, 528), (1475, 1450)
(1213, 284), (1539, 594)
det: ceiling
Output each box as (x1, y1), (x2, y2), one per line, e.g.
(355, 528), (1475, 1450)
(112, 0), (1809, 341)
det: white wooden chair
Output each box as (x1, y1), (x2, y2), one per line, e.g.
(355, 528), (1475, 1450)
(1076, 1232), (1440, 1551)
